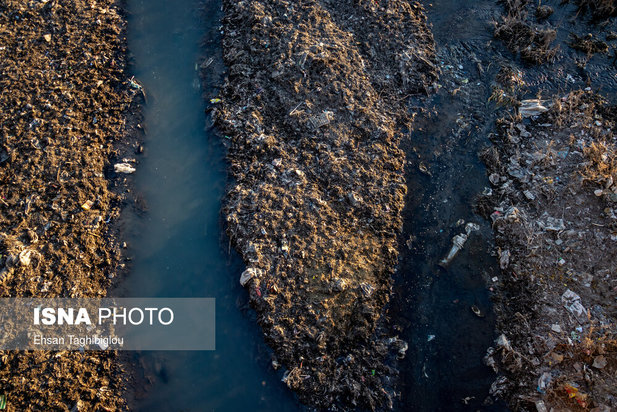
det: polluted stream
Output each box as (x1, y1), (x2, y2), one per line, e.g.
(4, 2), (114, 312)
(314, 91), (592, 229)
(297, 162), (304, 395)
(393, 0), (617, 410)
(118, 0), (505, 410)
(116, 0), (298, 410)
(390, 0), (506, 410)
(110, 0), (617, 410)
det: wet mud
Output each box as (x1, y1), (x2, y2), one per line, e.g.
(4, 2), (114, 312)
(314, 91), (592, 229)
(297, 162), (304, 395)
(213, 0), (437, 409)
(0, 0), (138, 410)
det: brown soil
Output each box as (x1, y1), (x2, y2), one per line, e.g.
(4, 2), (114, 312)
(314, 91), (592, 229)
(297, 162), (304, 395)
(0, 0), (139, 410)
(479, 91), (617, 411)
(213, 0), (437, 409)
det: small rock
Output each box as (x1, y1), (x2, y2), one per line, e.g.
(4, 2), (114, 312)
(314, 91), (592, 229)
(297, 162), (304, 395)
(43, 33), (51, 42)
(551, 324), (562, 333)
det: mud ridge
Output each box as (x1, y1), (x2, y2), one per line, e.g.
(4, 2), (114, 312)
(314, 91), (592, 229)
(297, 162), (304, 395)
(213, 0), (437, 409)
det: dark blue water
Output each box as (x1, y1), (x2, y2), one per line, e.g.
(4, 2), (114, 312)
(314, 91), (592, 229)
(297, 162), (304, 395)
(117, 1), (299, 410)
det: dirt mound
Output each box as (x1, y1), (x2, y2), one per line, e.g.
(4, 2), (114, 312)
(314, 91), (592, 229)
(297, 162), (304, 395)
(480, 91), (617, 410)
(213, 0), (437, 409)
(0, 0), (137, 410)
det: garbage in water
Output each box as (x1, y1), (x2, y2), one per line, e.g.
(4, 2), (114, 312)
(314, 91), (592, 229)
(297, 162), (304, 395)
(471, 305), (485, 318)
(239, 267), (262, 287)
(439, 222), (480, 267)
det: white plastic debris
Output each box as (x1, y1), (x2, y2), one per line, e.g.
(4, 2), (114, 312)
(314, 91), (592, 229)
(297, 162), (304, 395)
(561, 289), (588, 324)
(496, 334), (511, 351)
(537, 213), (565, 231)
(19, 249), (33, 266)
(439, 222), (480, 267)
(537, 372), (552, 393)
(114, 163), (136, 174)
(519, 99), (550, 118)
(240, 267), (262, 287)
(499, 249), (511, 269)
(535, 400), (548, 412)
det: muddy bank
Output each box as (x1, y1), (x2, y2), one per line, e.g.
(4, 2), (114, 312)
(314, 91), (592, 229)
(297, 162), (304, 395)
(213, 0), (437, 408)
(0, 0), (137, 409)
(479, 91), (617, 410)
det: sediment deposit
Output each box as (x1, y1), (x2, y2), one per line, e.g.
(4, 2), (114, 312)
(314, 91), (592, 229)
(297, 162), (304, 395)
(213, 0), (437, 408)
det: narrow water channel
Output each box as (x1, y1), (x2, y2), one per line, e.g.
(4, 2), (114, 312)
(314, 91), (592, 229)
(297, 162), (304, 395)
(117, 0), (298, 410)
(391, 0), (508, 410)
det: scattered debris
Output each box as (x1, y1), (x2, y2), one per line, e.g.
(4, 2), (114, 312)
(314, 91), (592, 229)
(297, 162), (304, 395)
(481, 90), (617, 410)
(114, 163), (136, 174)
(519, 99), (550, 118)
(240, 267), (262, 287)
(0, 0), (137, 409)
(471, 305), (485, 318)
(493, 0), (558, 64)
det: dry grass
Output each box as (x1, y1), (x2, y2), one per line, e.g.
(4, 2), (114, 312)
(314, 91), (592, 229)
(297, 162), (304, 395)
(572, 0), (617, 20)
(581, 140), (617, 185)
(494, 1), (559, 64)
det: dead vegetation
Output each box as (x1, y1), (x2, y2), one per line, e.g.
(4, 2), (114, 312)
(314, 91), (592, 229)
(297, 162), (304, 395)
(569, 33), (610, 56)
(566, 0), (617, 20)
(494, 0), (559, 64)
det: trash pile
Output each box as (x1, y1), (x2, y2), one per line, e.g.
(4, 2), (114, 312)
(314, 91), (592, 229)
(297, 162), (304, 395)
(0, 0), (137, 409)
(479, 90), (617, 410)
(213, 0), (437, 409)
